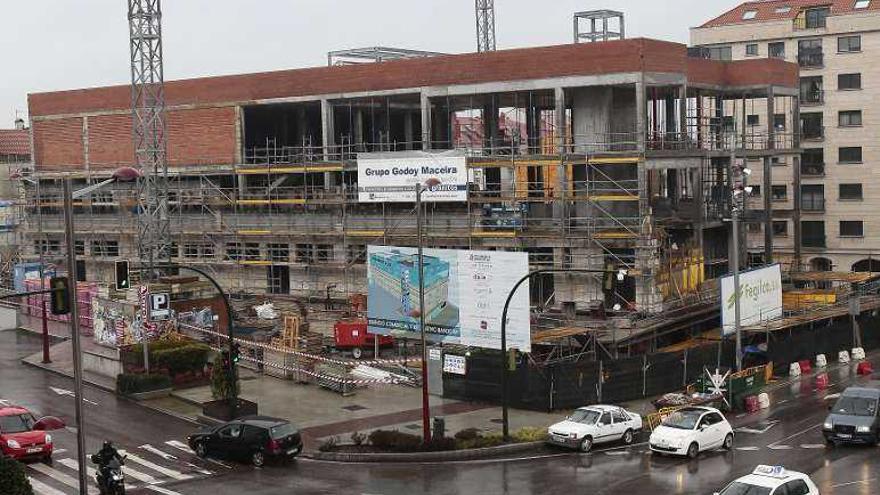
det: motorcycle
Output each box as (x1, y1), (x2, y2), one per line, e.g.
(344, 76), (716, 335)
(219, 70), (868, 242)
(91, 454), (127, 495)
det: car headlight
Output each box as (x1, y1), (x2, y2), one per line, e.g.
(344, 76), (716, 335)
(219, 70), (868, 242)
(857, 425), (871, 433)
(569, 432), (578, 439)
(44, 434), (52, 444)
(7, 439), (20, 449)
(823, 422), (833, 430)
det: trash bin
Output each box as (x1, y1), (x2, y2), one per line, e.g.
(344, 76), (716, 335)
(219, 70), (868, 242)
(432, 416), (445, 439)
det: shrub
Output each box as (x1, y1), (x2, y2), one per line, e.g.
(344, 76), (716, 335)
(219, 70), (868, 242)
(152, 343), (211, 376)
(368, 430), (423, 452)
(210, 354), (240, 400)
(511, 426), (548, 443)
(454, 431), (504, 450)
(454, 428), (481, 441)
(350, 431), (367, 446)
(0, 457), (33, 495)
(422, 436), (457, 452)
(116, 373), (172, 395)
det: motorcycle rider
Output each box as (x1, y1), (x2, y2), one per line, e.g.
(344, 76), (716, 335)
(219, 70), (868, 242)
(91, 441), (124, 491)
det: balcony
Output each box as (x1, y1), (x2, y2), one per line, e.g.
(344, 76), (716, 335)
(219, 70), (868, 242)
(799, 89), (824, 105)
(802, 235), (826, 248)
(801, 124), (825, 141)
(798, 52), (824, 68)
(800, 162), (825, 176)
(801, 197), (825, 212)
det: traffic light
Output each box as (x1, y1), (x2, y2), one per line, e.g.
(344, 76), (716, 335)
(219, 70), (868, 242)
(115, 260), (130, 291)
(231, 343), (241, 364)
(49, 277), (71, 315)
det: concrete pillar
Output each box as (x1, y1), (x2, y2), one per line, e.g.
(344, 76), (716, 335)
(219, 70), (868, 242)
(321, 99), (335, 161)
(764, 87), (776, 264)
(421, 93), (432, 151)
(404, 111), (414, 150)
(526, 96), (539, 153)
(483, 95), (499, 153)
(571, 87), (612, 152)
(354, 108), (364, 150)
(635, 81), (646, 151)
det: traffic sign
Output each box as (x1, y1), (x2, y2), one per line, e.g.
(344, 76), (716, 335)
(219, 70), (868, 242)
(149, 292), (171, 321)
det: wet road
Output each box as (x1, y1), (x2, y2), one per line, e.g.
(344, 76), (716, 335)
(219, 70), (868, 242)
(3, 327), (880, 495)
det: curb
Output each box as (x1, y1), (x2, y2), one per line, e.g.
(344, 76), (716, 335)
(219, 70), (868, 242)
(21, 359), (116, 394)
(304, 440), (545, 463)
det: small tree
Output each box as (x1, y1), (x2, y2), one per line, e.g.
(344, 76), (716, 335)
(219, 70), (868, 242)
(210, 353), (240, 400)
(0, 456), (34, 495)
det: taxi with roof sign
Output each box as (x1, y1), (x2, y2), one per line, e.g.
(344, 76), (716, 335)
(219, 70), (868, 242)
(714, 465), (819, 495)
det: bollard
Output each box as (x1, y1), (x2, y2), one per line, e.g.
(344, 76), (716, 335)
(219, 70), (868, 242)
(852, 348), (866, 361)
(838, 350), (851, 364)
(857, 361), (874, 376)
(815, 354), (827, 368)
(789, 362), (802, 377)
(798, 359), (813, 374)
(815, 373), (829, 390)
(757, 393), (770, 409)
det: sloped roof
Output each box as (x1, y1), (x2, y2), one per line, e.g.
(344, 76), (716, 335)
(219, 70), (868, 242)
(701, 0), (880, 28)
(0, 129), (30, 156)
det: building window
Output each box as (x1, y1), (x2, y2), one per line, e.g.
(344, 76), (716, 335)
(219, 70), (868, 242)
(34, 239), (62, 255)
(773, 114), (787, 130)
(840, 220), (864, 237)
(804, 7), (830, 29)
(746, 114), (760, 126)
(315, 244), (334, 263)
(749, 185), (761, 197)
(771, 185), (788, 201)
(801, 184), (825, 211)
(74, 240), (85, 256)
(839, 110), (863, 127)
(295, 244), (313, 263)
(855, 0), (871, 9)
(92, 240), (119, 257)
(745, 43), (759, 56)
(347, 245), (367, 264)
(707, 46), (732, 61)
(268, 243), (289, 263)
(769, 42), (786, 59)
(742, 10), (758, 20)
(746, 222), (762, 234)
(838, 35), (862, 53)
(838, 73), (862, 90)
(775, 6), (792, 14)
(798, 39), (823, 67)
(840, 184), (863, 200)
(772, 221), (788, 237)
(801, 148), (824, 176)
(225, 242), (242, 261)
(839, 146), (863, 163)
(802, 221), (825, 247)
(800, 76), (823, 104)
(243, 243), (261, 261)
(801, 112), (824, 139)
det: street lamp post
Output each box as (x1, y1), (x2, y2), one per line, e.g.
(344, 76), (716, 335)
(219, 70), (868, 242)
(62, 167), (141, 494)
(499, 267), (624, 441)
(415, 182), (431, 443)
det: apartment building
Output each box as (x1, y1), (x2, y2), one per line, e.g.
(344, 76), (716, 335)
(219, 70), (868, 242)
(20, 39), (799, 345)
(692, 0), (880, 273)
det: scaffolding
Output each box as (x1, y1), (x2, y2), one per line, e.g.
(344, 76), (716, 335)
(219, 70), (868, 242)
(327, 47), (447, 66)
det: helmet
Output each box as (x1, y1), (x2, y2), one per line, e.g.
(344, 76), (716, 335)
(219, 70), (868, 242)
(103, 441), (113, 450)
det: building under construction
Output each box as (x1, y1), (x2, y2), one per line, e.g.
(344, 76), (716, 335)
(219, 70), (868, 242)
(19, 38), (801, 354)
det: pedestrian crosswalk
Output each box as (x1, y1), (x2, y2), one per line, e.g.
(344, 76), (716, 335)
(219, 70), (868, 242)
(24, 438), (230, 495)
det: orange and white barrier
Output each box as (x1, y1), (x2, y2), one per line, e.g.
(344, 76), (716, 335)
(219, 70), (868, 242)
(838, 350), (851, 364)
(815, 354), (827, 368)
(789, 362), (801, 377)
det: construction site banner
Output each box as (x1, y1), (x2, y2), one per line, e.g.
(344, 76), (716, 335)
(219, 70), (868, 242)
(721, 264), (782, 336)
(357, 151), (468, 203)
(366, 246), (531, 352)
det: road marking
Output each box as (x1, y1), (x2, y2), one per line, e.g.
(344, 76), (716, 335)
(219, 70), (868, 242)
(184, 462), (214, 475)
(49, 386), (98, 405)
(57, 459), (137, 491)
(28, 477), (68, 495)
(767, 423), (822, 448)
(165, 440), (231, 469)
(30, 462), (99, 495)
(800, 444), (826, 449)
(604, 451), (631, 456)
(736, 446), (760, 451)
(54, 449), (67, 455)
(145, 486), (185, 495)
(767, 445), (793, 450)
(831, 478), (877, 488)
(140, 444), (178, 460)
(737, 420), (780, 434)
(119, 450), (193, 481)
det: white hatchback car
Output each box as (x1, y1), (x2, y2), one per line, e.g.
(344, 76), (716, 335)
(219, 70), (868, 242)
(649, 406), (733, 458)
(547, 405), (643, 452)
(715, 465), (820, 495)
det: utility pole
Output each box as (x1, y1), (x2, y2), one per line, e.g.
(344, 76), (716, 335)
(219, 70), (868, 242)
(415, 183), (430, 443)
(475, 0), (496, 52)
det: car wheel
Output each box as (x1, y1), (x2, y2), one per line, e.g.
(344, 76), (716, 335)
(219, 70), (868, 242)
(686, 442), (699, 459)
(352, 347), (363, 359)
(825, 437), (835, 448)
(194, 441), (208, 458)
(252, 450), (265, 467)
(723, 433), (733, 450)
(622, 429), (634, 445)
(579, 436), (593, 453)
(43, 454), (53, 465)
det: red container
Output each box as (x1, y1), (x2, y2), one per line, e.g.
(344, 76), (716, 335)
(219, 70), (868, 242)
(743, 395), (760, 413)
(815, 373), (829, 390)
(798, 359), (812, 374)
(857, 361), (874, 376)
(333, 319), (394, 350)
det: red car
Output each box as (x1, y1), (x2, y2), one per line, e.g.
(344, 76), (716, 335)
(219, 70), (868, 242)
(0, 402), (61, 461)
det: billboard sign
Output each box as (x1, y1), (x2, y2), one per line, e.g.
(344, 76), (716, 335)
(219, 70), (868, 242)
(357, 151), (468, 203)
(443, 354), (467, 375)
(721, 264), (782, 336)
(367, 246), (531, 352)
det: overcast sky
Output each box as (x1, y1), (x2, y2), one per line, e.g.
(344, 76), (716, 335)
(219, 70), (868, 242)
(1, 0), (739, 125)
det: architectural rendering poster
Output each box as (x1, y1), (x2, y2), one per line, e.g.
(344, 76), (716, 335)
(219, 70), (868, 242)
(720, 263), (783, 336)
(357, 151), (468, 203)
(367, 246), (531, 352)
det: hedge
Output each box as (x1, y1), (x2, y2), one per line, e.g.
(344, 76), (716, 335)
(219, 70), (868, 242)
(0, 456), (34, 495)
(116, 373), (172, 395)
(126, 340), (211, 376)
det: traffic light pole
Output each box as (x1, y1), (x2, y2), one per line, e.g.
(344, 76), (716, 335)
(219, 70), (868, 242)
(63, 178), (89, 495)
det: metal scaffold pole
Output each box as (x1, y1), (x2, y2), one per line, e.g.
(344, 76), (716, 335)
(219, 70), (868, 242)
(475, 0), (497, 52)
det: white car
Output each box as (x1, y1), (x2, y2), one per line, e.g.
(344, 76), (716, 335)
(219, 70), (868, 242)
(546, 405), (643, 452)
(649, 406), (733, 458)
(715, 465), (820, 495)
